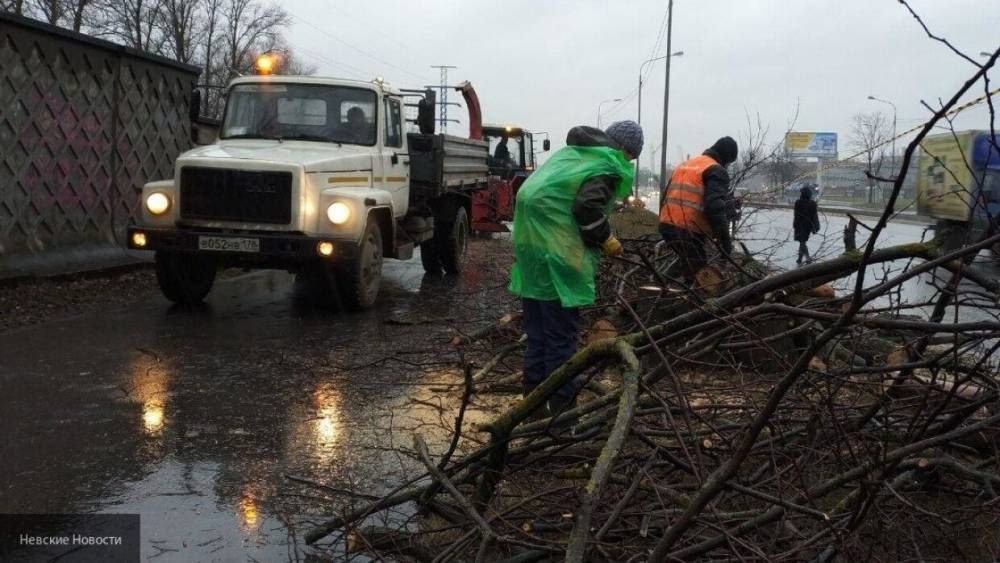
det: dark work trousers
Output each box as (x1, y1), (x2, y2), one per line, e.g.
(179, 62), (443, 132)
(797, 240), (811, 264)
(522, 298), (581, 399)
(659, 224), (708, 284)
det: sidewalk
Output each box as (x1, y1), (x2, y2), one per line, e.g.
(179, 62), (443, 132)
(748, 201), (933, 225)
(0, 243), (152, 283)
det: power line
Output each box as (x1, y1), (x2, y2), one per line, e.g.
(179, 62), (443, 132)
(600, 89), (639, 121)
(289, 43), (371, 80)
(319, 4), (415, 54)
(288, 13), (432, 84)
(599, 4), (674, 125)
(648, 4), (671, 64)
(601, 3), (677, 125)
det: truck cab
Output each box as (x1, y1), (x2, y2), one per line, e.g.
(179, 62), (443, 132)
(128, 75), (487, 309)
(916, 130), (1000, 253)
(483, 124), (537, 178)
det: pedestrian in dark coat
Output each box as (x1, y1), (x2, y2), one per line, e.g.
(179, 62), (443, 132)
(793, 185), (821, 264)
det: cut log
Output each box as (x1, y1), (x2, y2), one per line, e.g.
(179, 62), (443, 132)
(694, 265), (726, 297)
(584, 318), (619, 345)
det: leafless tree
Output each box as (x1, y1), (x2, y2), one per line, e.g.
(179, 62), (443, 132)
(159, 0), (201, 63)
(17, 0), (91, 31)
(221, 0), (287, 79)
(0, 0), (27, 16)
(28, 0), (63, 24)
(729, 111), (772, 189)
(764, 145), (799, 196)
(272, 46), (316, 76)
(89, 0), (167, 52)
(850, 111), (892, 203)
(65, 0), (91, 30)
(197, 0), (224, 115)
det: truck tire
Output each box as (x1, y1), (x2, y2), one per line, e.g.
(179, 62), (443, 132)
(420, 239), (442, 274)
(155, 251), (217, 305)
(440, 206), (469, 275)
(336, 219), (383, 311)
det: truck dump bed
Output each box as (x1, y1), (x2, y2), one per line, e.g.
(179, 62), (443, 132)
(407, 133), (489, 198)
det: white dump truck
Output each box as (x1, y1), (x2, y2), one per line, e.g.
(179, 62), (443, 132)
(128, 72), (492, 310)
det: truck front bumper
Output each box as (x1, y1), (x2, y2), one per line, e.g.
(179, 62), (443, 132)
(126, 226), (359, 267)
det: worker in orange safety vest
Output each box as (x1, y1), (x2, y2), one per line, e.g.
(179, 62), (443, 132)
(658, 136), (739, 283)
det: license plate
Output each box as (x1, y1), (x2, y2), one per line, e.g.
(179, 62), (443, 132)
(198, 236), (260, 253)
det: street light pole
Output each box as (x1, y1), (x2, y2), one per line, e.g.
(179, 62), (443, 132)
(867, 95), (897, 160)
(658, 0), (674, 211)
(597, 97), (622, 128)
(635, 50), (683, 195)
(867, 95), (897, 203)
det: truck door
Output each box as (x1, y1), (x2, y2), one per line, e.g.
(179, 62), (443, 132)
(380, 96), (408, 214)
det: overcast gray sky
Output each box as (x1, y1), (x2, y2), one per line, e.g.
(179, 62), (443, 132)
(281, 0), (998, 170)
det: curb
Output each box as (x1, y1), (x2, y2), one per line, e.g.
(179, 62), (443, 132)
(0, 244), (154, 285)
(747, 202), (933, 225)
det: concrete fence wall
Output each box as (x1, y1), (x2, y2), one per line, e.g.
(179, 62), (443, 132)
(0, 13), (200, 278)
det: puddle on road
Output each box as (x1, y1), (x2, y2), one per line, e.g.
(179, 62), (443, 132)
(0, 240), (518, 561)
(104, 459), (288, 561)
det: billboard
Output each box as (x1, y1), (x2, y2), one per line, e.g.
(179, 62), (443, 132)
(784, 132), (838, 158)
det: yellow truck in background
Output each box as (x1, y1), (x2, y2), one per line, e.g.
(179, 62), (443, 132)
(917, 130), (1000, 251)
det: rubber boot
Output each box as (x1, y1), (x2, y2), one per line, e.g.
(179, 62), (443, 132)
(546, 393), (579, 431)
(522, 384), (549, 423)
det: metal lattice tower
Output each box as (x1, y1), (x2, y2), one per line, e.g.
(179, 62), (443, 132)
(431, 65), (456, 133)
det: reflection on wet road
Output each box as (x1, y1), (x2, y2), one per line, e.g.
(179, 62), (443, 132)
(0, 240), (516, 561)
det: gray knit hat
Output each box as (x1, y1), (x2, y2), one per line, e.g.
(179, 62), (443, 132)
(605, 120), (644, 158)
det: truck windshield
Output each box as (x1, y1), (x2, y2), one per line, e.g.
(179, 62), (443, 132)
(220, 83), (378, 146)
(486, 133), (524, 168)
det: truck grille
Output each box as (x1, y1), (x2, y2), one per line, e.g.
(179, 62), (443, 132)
(180, 167), (293, 224)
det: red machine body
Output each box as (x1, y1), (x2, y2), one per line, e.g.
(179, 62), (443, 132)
(453, 84), (545, 233)
(472, 124), (539, 232)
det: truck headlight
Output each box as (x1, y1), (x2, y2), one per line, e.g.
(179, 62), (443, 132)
(326, 202), (351, 224)
(146, 192), (171, 215)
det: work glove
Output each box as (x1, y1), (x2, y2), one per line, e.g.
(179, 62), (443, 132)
(726, 197), (743, 222)
(601, 236), (624, 257)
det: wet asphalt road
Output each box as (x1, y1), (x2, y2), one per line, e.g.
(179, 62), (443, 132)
(744, 209), (998, 323)
(0, 240), (516, 562)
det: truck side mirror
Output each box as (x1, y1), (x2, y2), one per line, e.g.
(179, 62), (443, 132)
(543, 139), (550, 151)
(189, 89), (202, 122)
(417, 89), (436, 134)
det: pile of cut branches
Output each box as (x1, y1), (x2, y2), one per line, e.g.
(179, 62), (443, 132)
(296, 32), (1000, 562)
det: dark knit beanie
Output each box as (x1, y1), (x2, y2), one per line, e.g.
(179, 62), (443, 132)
(605, 120), (644, 158)
(709, 136), (738, 165)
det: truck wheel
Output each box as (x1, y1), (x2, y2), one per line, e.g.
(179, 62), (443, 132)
(440, 207), (469, 275)
(155, 251), (216, 304)
(420, 239), (442, 274)
(337, 219), (383, 310)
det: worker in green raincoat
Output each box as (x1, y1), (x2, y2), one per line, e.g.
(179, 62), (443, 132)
(509, 120), (643, 417)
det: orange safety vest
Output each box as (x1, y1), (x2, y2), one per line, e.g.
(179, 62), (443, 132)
(659, 154), (717, 236)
